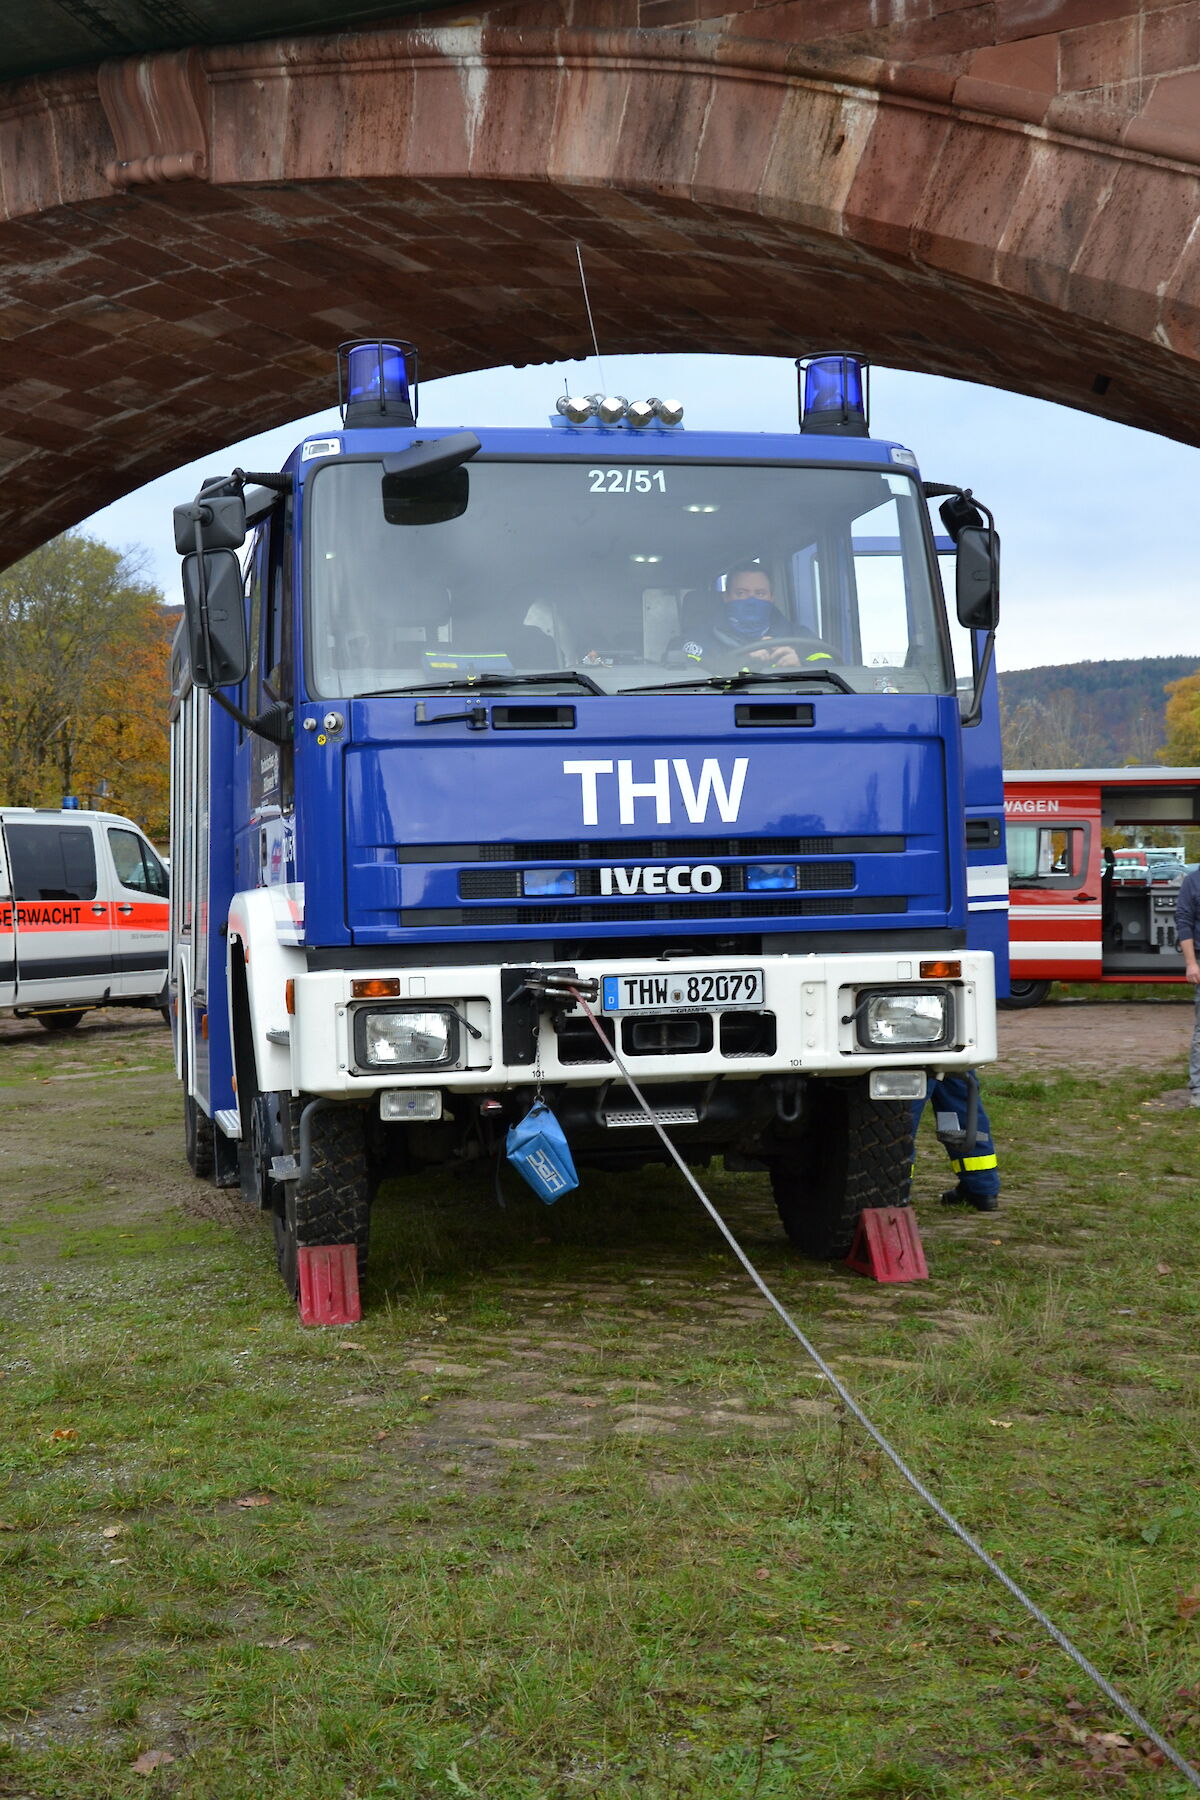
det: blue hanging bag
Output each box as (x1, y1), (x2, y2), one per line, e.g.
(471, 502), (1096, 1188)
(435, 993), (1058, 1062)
(505, 1100), (579, 1204)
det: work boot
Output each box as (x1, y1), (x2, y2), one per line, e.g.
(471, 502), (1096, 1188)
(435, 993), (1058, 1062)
(941, 1185), (999, 1213)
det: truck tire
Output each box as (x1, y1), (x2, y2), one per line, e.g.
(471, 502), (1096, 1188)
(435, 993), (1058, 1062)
(32, 1010), (85, 1032)
(769, 1077), (913, 1260)
(998, 979), (1051, 1011)
(184, 1090), (215, 1180)
(273, 1105), (372, 1301)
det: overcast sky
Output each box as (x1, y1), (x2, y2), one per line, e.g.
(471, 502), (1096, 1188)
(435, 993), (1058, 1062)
(82, 355), (1200, 675)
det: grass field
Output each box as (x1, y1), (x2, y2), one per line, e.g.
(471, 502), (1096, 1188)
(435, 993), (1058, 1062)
(1, 1016), (1199, 1798)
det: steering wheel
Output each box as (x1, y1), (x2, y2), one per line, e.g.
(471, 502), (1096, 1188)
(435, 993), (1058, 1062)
(704, 635), (842, 675)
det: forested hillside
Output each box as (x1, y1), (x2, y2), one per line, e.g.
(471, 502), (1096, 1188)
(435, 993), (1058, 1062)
(999, 656), (1200, 768)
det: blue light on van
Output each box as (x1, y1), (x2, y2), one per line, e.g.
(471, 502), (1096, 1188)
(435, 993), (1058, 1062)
(746, 864), (796, 891)
(339, 340), (416, 428)
(798, 355), (869, 437)
(523, 868), (578, 897)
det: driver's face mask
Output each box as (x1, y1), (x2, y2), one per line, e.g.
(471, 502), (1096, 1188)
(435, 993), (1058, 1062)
(725, 596), (775, 641)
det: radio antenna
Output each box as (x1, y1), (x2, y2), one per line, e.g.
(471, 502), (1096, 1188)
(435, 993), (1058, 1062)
(575, 243), (608, 393)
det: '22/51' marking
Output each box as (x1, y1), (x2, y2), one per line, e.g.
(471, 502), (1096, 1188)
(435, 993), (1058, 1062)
(587, 468), (667, 494)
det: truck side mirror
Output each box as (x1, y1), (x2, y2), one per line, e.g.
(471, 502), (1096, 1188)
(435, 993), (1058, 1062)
(956, 527), (999, 631)
(182, 549), (249, 689)
(172, 491), (247, 556)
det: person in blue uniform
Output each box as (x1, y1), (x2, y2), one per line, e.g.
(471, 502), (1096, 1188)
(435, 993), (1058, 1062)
(913, 1073), (1000, 1211)
(1176, 862), (1200, 1105)
(680, 564), (839, 672)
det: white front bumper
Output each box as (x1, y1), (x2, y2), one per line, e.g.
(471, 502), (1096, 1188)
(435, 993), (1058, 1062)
(286, 949), (996, 1098)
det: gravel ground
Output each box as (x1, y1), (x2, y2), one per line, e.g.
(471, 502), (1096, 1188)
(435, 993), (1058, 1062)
(997, 998), (1195, 1076)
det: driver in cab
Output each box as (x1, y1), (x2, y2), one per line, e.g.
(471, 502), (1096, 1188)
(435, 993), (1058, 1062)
(680, 564), (836, 673)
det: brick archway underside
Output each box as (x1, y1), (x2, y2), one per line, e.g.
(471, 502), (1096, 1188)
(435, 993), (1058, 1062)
(1, 21), (1199, 562)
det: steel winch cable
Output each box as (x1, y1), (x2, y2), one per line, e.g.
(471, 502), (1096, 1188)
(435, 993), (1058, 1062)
(566, 985), (1200, 1789)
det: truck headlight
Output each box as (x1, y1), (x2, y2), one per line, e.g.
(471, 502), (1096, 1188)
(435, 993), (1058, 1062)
(855, 987), (952, 1049)
(354, 1006), (459, 1069)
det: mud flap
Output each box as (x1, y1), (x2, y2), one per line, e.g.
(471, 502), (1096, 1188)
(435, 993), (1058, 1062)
(845, 1206), (928, 1283)
(297, 1244), (361, 1325)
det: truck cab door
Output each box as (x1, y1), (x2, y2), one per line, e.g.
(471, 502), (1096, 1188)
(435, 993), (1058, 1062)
(3, 817), (112, 1007)
(104, 824), (170, 999)
(0, 825), (14, 1007)
(960, 632), (1009, 997)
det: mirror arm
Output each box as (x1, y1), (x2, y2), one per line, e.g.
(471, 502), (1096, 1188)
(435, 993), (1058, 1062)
(959, 628), (996, 729)
(185, 503), (215, 683)
(208, 689), (293, 743)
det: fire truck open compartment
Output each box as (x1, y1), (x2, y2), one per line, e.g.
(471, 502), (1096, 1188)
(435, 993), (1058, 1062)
(1005, 768), (1200, 993)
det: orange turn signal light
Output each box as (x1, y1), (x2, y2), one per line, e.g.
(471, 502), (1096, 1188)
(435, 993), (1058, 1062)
(200, 1012), (209, 1040)
(352, 977), (402, 999)
(919, 960), (961, 980)
(285, 979), (295, 1015)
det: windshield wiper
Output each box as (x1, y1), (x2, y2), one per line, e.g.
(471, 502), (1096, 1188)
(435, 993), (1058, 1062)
(362, 669), (606, 698)
(622, 669), (855, 695)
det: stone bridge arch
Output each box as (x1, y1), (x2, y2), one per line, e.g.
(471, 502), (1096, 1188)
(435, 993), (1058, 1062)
(1, 18), (1198, 559)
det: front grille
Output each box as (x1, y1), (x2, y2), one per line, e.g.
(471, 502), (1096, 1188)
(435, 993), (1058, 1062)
(400, 834), (904, 864)
(459, 861), (854, 901)
(402, 896), (906, 927)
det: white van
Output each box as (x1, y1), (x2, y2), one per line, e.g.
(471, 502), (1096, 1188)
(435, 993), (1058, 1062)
(0, 807), (170, 1030)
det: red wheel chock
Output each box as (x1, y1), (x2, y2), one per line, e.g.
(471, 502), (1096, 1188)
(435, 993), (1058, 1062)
(845, 1207), (928, 1283)
(297, 1245), (361, 1325)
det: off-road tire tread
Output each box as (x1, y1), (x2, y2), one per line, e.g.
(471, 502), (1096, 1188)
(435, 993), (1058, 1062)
(185, 1090), (216, 1180)
(275, 1106), (372, 1298)
(771, 1077), (913, 1260)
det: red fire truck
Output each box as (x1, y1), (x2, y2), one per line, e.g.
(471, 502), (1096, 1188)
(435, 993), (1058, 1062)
(1003, 767), (1200, 1007)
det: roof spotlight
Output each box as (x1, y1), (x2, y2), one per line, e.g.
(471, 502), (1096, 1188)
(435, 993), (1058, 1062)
(626, 399), (656, 428)
(651, 397), (684, 426)
(557, 394), (596, 424)
(597, 395), (629, 425)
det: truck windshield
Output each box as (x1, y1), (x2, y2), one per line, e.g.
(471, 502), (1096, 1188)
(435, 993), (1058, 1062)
(305, 458), (952, 699)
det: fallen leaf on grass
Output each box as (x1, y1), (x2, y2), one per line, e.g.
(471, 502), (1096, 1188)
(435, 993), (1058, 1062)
(101, 1525), (124, 1540)
(50, 1428), (77, 1441)
(108, 1557), (129, 1565)
(0, 1521), (17, 1532)
(754, 1567), (771, 1580)
(1156, 1262), (1172, 1276)
(809, 1641), (853, 1654)
(132, 1750), (175, 1773)
(988, 1418), (1013, 1429)
(1176, 1590), (1200, 1621)
(235, 1494), (272, 1509)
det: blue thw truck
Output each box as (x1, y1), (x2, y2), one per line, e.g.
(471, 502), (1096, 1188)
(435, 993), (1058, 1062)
(170, 347), (1004, 1314)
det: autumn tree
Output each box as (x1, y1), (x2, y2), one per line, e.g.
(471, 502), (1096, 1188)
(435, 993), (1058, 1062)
(0, 531), (169, 837)
(1160, 670), (1200, 767)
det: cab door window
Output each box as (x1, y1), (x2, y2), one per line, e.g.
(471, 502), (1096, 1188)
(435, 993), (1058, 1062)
(1007, 823), (1090, 888)
(6, 824), (97, 901)
(108, 828), (168, 897)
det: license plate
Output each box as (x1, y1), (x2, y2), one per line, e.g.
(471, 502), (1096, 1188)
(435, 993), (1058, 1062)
(601, 969), (765, 1013)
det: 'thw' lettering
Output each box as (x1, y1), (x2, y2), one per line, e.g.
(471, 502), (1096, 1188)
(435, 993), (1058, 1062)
(562, 758), (749, 826)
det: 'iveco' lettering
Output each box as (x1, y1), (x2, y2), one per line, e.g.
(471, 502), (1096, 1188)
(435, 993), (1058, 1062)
(0, 903), (86, 928)
(562, 757), (749, 826)
(598, 865), (722, 895)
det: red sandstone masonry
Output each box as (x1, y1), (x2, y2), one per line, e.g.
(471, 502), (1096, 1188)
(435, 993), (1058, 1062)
(0, 12), (1192, 565)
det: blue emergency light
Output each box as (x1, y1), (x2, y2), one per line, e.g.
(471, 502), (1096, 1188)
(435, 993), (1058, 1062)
(797, 354), (869, 437)
(338, 339), (417, 428)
